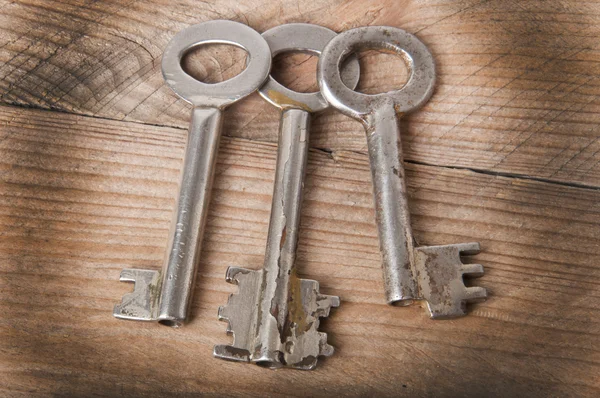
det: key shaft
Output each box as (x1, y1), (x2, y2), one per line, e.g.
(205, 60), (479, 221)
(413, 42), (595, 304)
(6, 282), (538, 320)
(158, 107), (222, 324)
(257, 108), (311, 362)
(365, 101), (417, 304)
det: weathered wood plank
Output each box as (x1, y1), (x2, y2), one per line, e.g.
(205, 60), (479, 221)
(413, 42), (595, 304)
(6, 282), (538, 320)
(1, 0), (599, 185)
(1, 105), (599, 397)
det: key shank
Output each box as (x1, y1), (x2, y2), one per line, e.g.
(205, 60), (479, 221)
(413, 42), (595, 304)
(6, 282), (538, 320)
(114, 107), (222, 326)
(256, 108), (311, 364)
(159, 107), (222, 325)
(364, 102), (417, 305)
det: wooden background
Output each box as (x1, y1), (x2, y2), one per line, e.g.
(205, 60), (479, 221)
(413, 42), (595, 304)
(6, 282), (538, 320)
(1, 0), (599, 396)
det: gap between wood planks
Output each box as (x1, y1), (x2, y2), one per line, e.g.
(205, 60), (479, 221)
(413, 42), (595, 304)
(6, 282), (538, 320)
(5, 101), (600, 193)
(2, 0), (599, 189)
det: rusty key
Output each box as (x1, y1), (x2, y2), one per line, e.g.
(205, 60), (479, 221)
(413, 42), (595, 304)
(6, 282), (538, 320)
(214, 24), (360, 368)
(113, 21), (271, 327)
(318, 26), (486, 319)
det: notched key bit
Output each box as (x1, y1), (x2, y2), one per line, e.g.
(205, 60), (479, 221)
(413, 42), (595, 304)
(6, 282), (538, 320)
(318, 26), (487, 319)
(113, 21), (271, 327)
(213, 110), (340, 369)
(214, 24), (359, 369)
(114, 269), (161, 320)
(215, 267), (340, 369)
(414, 243), (486, 319)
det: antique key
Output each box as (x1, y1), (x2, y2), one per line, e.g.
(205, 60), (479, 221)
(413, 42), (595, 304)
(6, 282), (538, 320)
(318, 26), (486, 319)
(214, 24), (360, 369)
(113, 21), (271, 327)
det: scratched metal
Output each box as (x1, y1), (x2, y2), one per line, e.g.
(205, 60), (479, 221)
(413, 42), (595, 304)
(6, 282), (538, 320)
(318, 26), (487, 319)
(213, 24), (359, 369)
(113, 20), (272, 327)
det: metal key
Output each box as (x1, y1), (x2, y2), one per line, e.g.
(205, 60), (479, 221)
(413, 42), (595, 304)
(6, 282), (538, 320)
(113, 21), (271, 327)
(318, 26), (487, 319)
(213, 24), (360, 369)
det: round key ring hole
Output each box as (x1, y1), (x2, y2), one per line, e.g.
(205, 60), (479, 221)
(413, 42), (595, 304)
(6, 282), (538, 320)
(342, 41), (415, 97)
(181, 43), (249, 85)
(351, 48), (412, 95)
(271, 50), (320, 94)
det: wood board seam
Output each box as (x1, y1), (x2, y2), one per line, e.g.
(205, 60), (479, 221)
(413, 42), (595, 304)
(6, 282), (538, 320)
(3, 103), (600, 192)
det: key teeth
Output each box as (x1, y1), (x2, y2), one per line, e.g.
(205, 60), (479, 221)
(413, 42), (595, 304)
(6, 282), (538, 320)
(217, 304), (235, 335)
(461, 263), (484, 278)
(289, 279), (338, 367)
(318, 332), (335, 357)
(427, 285), (487, 319)
(215, 273), (339, 369)
(465, 286), (487, 303)
(329, 295), (341, 308)
(217, 305), (226, 321)
(213, 344), (251, 363)
(216, 268), (262, 362)
(316, 294), (341, 317)
(118, 269), (137, 283)
(113, 268), (161, 321)
(428, 303), (466, 320)
(225, 266), (251, 284)
(218, 266), (257, 327)
(414, 243), (486, 319)
(456, 242), (481, 256)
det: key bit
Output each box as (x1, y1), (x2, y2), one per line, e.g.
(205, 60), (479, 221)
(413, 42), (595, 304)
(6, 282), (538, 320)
(113, 21), (271, 327)
(215, 267), (340, 368)
(318, 26), (487, 319)
(414, 243), (486, 318)
(115, 269), (161, 320)
(214, 24), (359, 369)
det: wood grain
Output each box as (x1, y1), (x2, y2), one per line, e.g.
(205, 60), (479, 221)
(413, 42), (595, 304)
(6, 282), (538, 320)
(1, 0), (600, 185)
(1, 105), (599, 397)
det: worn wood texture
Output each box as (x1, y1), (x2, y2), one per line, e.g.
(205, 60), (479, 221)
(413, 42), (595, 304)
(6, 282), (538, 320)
(1, 0), (600, 396)
(1, 105), (599, 397)
(1, 0), (600, 186)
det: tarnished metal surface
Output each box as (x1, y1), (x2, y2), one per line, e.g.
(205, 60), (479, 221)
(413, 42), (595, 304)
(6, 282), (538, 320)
(258, 23), (359, 112)
(318, 26), (486, 319)
(214, 24), (359, 369)
(415, 243), (485, 318)
(214, 109), (339, 369)
(114, 21), (272, 327)
(161, 20), (273, 109)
